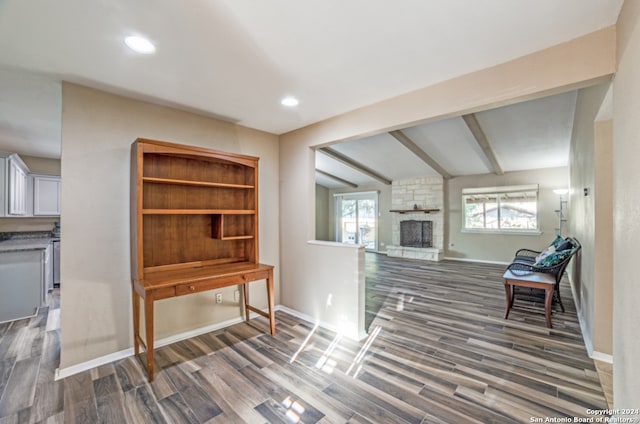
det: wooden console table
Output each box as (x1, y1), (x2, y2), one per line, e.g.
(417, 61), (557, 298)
(132, 262), (275, 381)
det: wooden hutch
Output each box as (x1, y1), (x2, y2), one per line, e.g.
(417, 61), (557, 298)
(130, 138), (275, 381)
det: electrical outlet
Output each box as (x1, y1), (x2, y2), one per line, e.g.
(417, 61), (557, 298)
(216, 293), (222, 304)
(234, 290), (240, 302)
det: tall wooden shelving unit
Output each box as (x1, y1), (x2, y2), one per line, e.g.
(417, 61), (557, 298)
(130, 138), (275, 381)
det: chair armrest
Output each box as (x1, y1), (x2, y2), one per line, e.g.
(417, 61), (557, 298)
(507, 260), (565, 276)
(514, 248), (540, 258)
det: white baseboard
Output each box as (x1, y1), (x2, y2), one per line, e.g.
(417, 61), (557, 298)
(276, 305), (367, 341)
(55, 315), (246, 381)
(565, 272), (609, 364)
(443, 256), (511, 266)
(592, 351), (613, 364)
(55, 305), (325, 381)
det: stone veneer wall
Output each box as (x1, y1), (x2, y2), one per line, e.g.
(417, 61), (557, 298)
(391, 176), (444, 250)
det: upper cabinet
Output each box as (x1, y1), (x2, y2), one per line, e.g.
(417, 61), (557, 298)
(1, 152), (30, 216)
(1, 152), (61, 217)
(32, 174), (61, 216)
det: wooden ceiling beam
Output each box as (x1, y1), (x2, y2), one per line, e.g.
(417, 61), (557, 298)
(388, 130), (452, 180)
(318, 147), (392, 185)
(462, 113), (504, 175)
(315, 169), (358, 188)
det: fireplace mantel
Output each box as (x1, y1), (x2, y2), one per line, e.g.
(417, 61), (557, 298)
(389, 208), (440, 214)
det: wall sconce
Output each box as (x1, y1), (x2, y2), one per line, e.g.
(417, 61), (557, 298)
(553, 188), (569, 237)
(553, 188), (569, 199)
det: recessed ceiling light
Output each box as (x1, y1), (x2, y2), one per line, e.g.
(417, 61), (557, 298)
(281, 96), (299, 107)
(124, 35), (156, 54)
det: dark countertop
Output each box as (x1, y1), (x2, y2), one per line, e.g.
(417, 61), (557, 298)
(0, 231), (56, 253)
(0, 238), (53, 253)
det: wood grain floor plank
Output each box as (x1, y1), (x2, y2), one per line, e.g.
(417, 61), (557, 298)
(191, 366), (266, 424)
(95, 392), (128, 424)
(30, 379), (63, 423)
(62, 371), (98, 424)
(157, 392), (200, 424)
(323, 382), (417, 424)
(122, 385), (166, 424)
(0, 356), (39, 416)
(259, 362), (356, 423)
(202, 354), (268, 407)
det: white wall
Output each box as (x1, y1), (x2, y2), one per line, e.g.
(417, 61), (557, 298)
(613, 1), (640, 410)
(60, 83), (279, 368)
(446, 167), (568, 263)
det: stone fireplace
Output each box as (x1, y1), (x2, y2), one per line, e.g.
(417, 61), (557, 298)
(387, 176), (444, 261)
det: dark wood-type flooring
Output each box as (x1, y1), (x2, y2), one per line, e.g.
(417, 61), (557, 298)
(0, 253), (610, 423)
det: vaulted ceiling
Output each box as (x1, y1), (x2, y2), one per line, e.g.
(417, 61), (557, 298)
(0, 0), (623, 179)
(315, 90), (578, 188)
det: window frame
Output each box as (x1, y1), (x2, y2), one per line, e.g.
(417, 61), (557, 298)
(461, 184), (540, 235)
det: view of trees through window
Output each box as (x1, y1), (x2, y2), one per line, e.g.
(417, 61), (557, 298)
(464, 190), (537, 231)
(335, 192), (378, 249)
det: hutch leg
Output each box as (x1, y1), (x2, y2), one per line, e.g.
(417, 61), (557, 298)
(242, 283), (250, 322)
(266, 269), (275, 335)
(144, 295), (155, 381)
(132, 287), (140, 355)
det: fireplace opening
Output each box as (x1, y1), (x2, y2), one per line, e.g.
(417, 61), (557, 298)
(400, 220), (433, 248)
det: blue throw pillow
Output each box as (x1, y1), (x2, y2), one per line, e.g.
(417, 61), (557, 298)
(549, 235), (565, 248)
(535, 248), (573, 267)
(556, 239), (573, 251)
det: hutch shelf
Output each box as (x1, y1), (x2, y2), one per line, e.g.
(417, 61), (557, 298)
(130, 138), (275, 381)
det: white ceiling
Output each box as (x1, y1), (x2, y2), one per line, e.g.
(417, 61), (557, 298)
(0, 68), (61, 158)
(0, 1), (623, 169)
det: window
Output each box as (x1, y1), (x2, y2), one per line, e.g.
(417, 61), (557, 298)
(334, 191), (378, 250)
(462, 185), (538, 232)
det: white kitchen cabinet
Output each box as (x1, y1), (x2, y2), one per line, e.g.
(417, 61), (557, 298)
(53, 240), (60, 287)
(33, 174), (61, 216)
(0, 152), (30, 216)
(0, 241), (52, 323)
(0, 250), (42, 322)
(43, 243), (53, 300)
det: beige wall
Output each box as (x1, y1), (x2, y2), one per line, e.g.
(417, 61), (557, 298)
(446, 167), (568, 263)
(593, 119), (613, 356)
(21, 155), (61, 175)
(280, 28), (615, 340)
(613, 0), (640, 409)
(60, 83), (279, 368)
(315, 185), (330, 241)
(569, 83), (613, 357)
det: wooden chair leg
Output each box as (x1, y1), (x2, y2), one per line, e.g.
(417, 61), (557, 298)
(555, 284), (565, 313)
(503, 282), (513, 319)
(544, 288), (554, 329)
